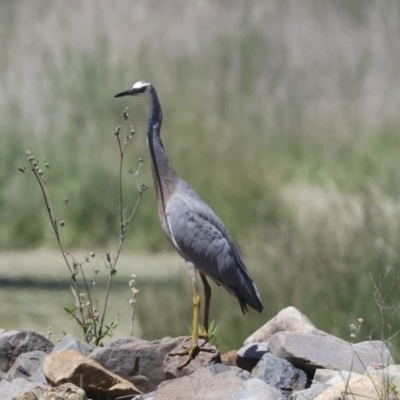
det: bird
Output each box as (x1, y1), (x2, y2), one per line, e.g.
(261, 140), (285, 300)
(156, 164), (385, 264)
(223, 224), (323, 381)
(115, 80), (263, 368)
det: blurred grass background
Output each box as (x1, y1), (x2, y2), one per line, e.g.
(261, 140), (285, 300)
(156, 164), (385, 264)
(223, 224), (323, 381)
(1, 0), (400, 356)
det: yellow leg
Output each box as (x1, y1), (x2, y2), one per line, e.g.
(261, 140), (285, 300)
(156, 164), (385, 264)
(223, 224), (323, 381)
(169, 263), (214, 369)
(200, 273), (211, 340)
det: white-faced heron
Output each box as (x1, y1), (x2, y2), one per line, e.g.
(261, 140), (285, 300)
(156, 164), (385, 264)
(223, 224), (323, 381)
(115, 80), (263, 368)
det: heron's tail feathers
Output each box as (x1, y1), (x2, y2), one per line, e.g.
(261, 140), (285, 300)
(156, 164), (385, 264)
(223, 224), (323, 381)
(237, 276), (263, 314)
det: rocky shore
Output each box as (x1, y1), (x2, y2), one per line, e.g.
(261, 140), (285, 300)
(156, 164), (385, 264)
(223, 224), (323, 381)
(1, 307), (398, 400)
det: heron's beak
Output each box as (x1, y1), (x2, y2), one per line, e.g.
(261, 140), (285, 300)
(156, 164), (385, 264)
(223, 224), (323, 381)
(114, 89), (135, 97)
(114, 88), (143, 98)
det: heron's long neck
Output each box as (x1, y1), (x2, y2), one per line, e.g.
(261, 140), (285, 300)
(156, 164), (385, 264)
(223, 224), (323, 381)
(147, 87), (178, 217)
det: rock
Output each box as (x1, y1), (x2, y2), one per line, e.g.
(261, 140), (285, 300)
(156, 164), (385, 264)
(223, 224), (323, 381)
(43, 349), (141, 398)
(315, 374), (390, 400)
(53, 333), (94, 357)
(236, 342), (269, 372)
(313, 368), (359, 385)
(221, 350), (237, 366)
(369, 364), (400, 388)
(107, 336), (148, 348)
(163, 337), (221, 380)
(268, 331), (394, 375)
(154, 364), (249, 400)
(0, 377), (48, 400)
(29, 367), (48, 385)
(325, 370), (360, 386)
(13, 382), (86, 400)
(313, 369), (341, 383)
(90, 336), (185, 393)
(6, 350), (47, 381)
(353, 340), (394, 367)
(244, 307), (317, 345)
(290, 383), (328, 400)
(0, 330), (54, 373)
(250, 353), (307, 396)
(367, 361), (387, 372)
(234, 378), (284, 400)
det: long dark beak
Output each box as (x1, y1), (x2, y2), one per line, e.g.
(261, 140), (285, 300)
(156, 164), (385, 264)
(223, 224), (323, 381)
(114, 89), (135, 98)
(114, 88), (136, 98)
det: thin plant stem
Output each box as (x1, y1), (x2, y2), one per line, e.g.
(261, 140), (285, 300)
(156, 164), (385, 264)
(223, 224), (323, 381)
(28, 156), (86, 331)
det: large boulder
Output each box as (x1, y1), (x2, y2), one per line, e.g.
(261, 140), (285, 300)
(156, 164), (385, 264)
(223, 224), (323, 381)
(43, 349), (141, 399)
(234, 378), (284, 400)
(0, 330), (54, 373)
(6, 350), (47, 381)
(268, 331), (394, 375)
(154, 364), (250, 400)
(236, 342), (269, 371)
(244, 307), (318, 345)
(89, 336), (185, 393)
(163, 337), (221, 380)
(250, 353), (307, 396)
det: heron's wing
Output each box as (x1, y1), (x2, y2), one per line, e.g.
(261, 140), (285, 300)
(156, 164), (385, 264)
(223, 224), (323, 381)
(166, 189), (263, 313)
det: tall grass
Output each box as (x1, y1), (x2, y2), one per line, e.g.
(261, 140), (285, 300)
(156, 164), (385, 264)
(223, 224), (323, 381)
(2, 0), (400, 354)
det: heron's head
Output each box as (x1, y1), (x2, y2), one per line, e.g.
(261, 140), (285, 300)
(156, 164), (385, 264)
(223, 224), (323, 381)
(114, 80), (152, 99)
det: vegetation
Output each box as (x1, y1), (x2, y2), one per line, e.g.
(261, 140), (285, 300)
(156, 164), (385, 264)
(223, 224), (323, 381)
(18, 111), (145, 345)
(1, 1), (400, 355)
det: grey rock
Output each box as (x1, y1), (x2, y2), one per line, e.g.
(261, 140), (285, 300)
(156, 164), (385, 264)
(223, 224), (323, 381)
(0, 377), (48, 400)
(289, 383), (328, 400)
(108, 336), (148, 348)
(29, 366), (48, 384)
(325, 370), (359, 385)
(6, 350), (47, 381)
(313, 369), (340, 384)
(53, 333), (94, 356)
(164, 337), (221, 380)
(353, 341), (394, 367)
(89, 336), (185, 393)
(236, 342), (269, 372)
(245, 307), (318, 345)
(268, 331), (394, 375)
(234, 378), (284, 400)
(313, 368), (359, 386)
(0, 330), (54, 373)
(251, 353), (307, 396)
(154, 364), (250, 400)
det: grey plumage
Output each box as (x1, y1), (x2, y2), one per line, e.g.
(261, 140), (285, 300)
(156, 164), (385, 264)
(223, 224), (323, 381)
(115, 80), (262, 366)
(166, 182), (263, 313)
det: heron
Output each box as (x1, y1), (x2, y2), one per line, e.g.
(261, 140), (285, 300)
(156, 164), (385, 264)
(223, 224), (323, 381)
(115, 80), (263, 368)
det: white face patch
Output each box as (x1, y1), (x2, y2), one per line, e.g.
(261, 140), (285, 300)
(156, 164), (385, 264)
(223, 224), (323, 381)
(132, 80), (150, 91)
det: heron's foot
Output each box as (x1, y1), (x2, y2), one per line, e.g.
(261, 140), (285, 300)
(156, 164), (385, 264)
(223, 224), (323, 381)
(169, 338), (215, 369)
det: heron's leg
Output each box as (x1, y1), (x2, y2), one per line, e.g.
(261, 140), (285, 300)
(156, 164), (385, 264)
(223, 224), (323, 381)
(169, 262), (214, 369)
(199, 273), (211, 340)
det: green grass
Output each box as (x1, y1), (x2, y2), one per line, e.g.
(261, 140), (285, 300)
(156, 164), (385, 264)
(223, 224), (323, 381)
(1, 1), (400, 356)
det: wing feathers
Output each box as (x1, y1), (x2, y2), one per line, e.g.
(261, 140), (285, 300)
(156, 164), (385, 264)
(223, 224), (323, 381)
(166, 190), (263, 313)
